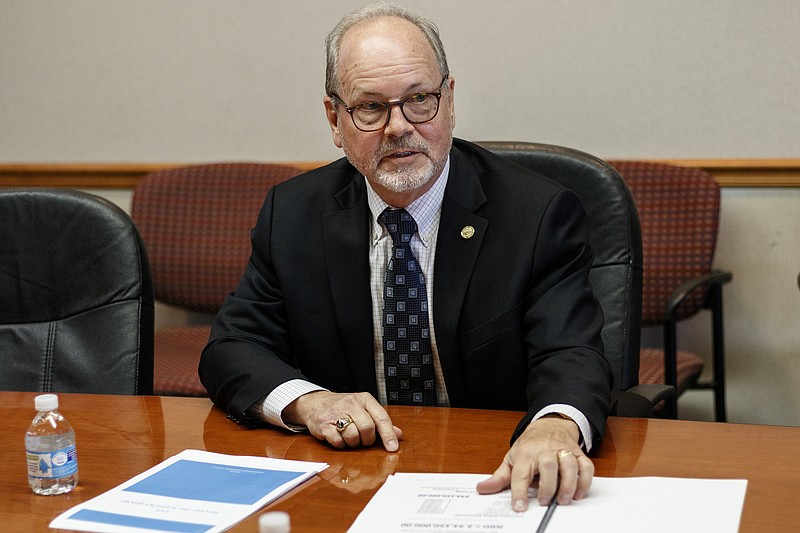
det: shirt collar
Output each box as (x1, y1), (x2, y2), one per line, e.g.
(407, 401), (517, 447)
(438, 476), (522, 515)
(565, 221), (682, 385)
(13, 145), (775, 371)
(366, 156), (450, 246)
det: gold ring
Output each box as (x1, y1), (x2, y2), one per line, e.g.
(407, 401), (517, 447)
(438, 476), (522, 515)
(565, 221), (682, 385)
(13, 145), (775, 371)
(557, 449), (574, 460)
(335, 416), (353, 433)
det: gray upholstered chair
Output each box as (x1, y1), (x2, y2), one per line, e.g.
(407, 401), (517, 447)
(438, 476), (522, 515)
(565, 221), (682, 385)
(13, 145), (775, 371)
(0, 188), (154, 394)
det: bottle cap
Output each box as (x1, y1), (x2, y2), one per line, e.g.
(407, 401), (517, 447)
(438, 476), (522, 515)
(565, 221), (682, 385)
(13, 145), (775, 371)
(34, 394), (59, 412)
(258, 511), (290, 533)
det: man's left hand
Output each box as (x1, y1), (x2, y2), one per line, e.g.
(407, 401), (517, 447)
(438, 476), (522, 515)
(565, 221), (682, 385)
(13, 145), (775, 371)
(475, 415), (593, 512)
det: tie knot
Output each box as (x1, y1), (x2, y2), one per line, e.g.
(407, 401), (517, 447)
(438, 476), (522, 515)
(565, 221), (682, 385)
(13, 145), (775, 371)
(380, 208), (417, 245)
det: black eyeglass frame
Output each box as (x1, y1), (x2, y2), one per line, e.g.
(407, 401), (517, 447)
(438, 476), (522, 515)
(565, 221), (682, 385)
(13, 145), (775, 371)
(330, 75), (449, 132)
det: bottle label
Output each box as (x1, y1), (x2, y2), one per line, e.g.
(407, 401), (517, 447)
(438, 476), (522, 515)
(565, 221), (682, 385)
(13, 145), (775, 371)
(26, 445), (78, 479)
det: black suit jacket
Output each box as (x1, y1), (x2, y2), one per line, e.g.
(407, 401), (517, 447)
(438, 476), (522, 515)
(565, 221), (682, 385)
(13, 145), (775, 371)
(200, 139), (612, 446)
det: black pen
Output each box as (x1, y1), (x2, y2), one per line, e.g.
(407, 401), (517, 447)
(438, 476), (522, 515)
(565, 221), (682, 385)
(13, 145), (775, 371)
(535, 498), (558, 533)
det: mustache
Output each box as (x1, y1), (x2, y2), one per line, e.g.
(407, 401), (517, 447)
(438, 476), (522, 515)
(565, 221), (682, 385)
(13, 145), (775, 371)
(375, 139), (429, 159)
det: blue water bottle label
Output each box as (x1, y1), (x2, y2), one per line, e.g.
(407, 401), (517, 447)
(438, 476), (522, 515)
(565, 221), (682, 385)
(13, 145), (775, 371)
(26, 445), (78, 479)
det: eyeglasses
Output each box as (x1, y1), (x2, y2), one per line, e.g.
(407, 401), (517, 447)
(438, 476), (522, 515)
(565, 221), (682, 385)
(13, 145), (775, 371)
(331, 76), (448, 132)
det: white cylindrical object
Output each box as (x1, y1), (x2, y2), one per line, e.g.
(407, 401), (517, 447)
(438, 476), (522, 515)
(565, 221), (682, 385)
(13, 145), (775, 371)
(259, 511), (291, 533)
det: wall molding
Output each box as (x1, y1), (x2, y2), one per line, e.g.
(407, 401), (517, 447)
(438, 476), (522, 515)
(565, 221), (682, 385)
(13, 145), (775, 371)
(651, 159), (800, 188)
(1, 159), (799, 189)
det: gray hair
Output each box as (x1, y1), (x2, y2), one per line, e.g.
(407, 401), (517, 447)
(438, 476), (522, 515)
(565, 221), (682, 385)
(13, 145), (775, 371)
(325, 2), (449, 99)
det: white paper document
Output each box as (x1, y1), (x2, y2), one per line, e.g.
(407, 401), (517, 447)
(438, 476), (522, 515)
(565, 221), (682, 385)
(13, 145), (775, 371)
(347, 473), (748, 533)
(50, 449), (328, 533)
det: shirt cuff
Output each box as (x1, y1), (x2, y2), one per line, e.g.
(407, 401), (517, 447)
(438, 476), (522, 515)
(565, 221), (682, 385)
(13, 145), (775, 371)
(248, 379), (327, 432)
(532, 404), (595, 453)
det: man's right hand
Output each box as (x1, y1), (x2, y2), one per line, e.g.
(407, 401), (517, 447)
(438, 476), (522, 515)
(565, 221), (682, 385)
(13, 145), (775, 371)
(282, 391), (402, 452)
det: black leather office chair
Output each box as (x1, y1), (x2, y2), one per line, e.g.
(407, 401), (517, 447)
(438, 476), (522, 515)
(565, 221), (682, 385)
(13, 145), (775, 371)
(477, 141), (673, 416)
(0, 188), (154, 394)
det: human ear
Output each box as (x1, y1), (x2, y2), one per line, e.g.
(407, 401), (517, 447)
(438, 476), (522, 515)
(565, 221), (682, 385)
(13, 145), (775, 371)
(323, 96), (344, 148)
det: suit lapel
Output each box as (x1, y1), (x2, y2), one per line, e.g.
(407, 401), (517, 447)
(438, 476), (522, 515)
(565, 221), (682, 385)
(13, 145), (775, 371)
(323, 175), (378, 395)
(434, 148), (488, 406)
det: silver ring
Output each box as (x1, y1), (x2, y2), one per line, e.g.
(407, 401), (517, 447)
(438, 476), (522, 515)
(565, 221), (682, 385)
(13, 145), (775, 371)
(335, 416), (353, 433)
(557, 449), (574, 460)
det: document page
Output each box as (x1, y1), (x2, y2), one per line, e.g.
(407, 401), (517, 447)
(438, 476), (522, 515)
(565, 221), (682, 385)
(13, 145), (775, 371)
(347, 473), (747, 533)
(50, 449), (328, 533)
(348, 473), (543, 532)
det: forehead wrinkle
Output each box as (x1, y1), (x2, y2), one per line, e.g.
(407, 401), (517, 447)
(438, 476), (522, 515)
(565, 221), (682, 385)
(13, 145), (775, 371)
(337, 17), (440, 101)
(343, 65), (433, 101)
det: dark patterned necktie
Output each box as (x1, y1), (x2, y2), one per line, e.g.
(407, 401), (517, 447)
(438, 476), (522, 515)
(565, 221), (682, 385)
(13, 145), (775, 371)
(380, 208), (436, 405)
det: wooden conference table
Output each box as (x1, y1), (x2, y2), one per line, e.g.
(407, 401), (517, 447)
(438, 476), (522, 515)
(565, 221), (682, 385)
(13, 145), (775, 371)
(2, 392), (800, 532)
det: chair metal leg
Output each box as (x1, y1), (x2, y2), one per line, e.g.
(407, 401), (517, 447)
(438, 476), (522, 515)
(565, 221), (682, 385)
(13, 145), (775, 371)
(709, 284), (727, 422)
(663, 320), (678, 419)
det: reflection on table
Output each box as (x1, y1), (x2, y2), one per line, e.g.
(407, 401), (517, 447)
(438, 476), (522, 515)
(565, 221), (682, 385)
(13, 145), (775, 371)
(2, 392), (799, 532)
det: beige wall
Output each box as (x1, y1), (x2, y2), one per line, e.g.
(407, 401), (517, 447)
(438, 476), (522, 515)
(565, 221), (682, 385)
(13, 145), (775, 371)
(5, 1), (800, 425)
(2, 1), (798, 161)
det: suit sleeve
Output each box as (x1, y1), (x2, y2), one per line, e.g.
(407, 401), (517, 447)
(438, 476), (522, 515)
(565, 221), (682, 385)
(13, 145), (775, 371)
(511, 189), (613, 449)
(199, 186), (307, 425)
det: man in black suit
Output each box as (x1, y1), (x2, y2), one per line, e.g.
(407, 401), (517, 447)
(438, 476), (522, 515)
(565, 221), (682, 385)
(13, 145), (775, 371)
(200, 3), (612, 512)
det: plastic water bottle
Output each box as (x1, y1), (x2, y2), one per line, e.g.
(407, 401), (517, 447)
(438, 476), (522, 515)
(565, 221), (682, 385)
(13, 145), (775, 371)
(259, 511), (291, 533)
(24, 394), (79, 495)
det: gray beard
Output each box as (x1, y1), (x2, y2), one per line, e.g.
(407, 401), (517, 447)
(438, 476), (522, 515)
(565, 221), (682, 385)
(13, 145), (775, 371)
(373, 159), (435, 192)
(341, 133), (451, 194)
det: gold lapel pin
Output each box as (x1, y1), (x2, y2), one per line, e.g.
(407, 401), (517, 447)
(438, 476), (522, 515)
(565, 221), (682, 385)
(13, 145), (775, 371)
(460, 225), (475, 239)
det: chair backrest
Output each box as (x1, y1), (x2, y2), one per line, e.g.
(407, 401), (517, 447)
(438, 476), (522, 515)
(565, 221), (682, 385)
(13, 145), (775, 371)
(131, 163), (303, 313)
(0, 188), (154, 394)
(477, 141), (643, 391)
(607, 161), (720, 325)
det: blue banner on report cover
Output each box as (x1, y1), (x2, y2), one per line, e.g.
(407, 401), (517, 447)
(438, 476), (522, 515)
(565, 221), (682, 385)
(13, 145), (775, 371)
(123, 459), (305, 505)
(70, 509), (213, 533)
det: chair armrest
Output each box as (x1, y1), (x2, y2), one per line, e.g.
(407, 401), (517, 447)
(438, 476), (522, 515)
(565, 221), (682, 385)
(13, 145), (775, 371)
(664, 270), (732, 322)
(627, 383), (676, 404)
(611, 384), (676, 418)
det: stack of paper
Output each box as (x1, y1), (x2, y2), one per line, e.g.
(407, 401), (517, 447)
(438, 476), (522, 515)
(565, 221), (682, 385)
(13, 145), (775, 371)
(50, 449), (328, 533)
(347, 473), (747, 532)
